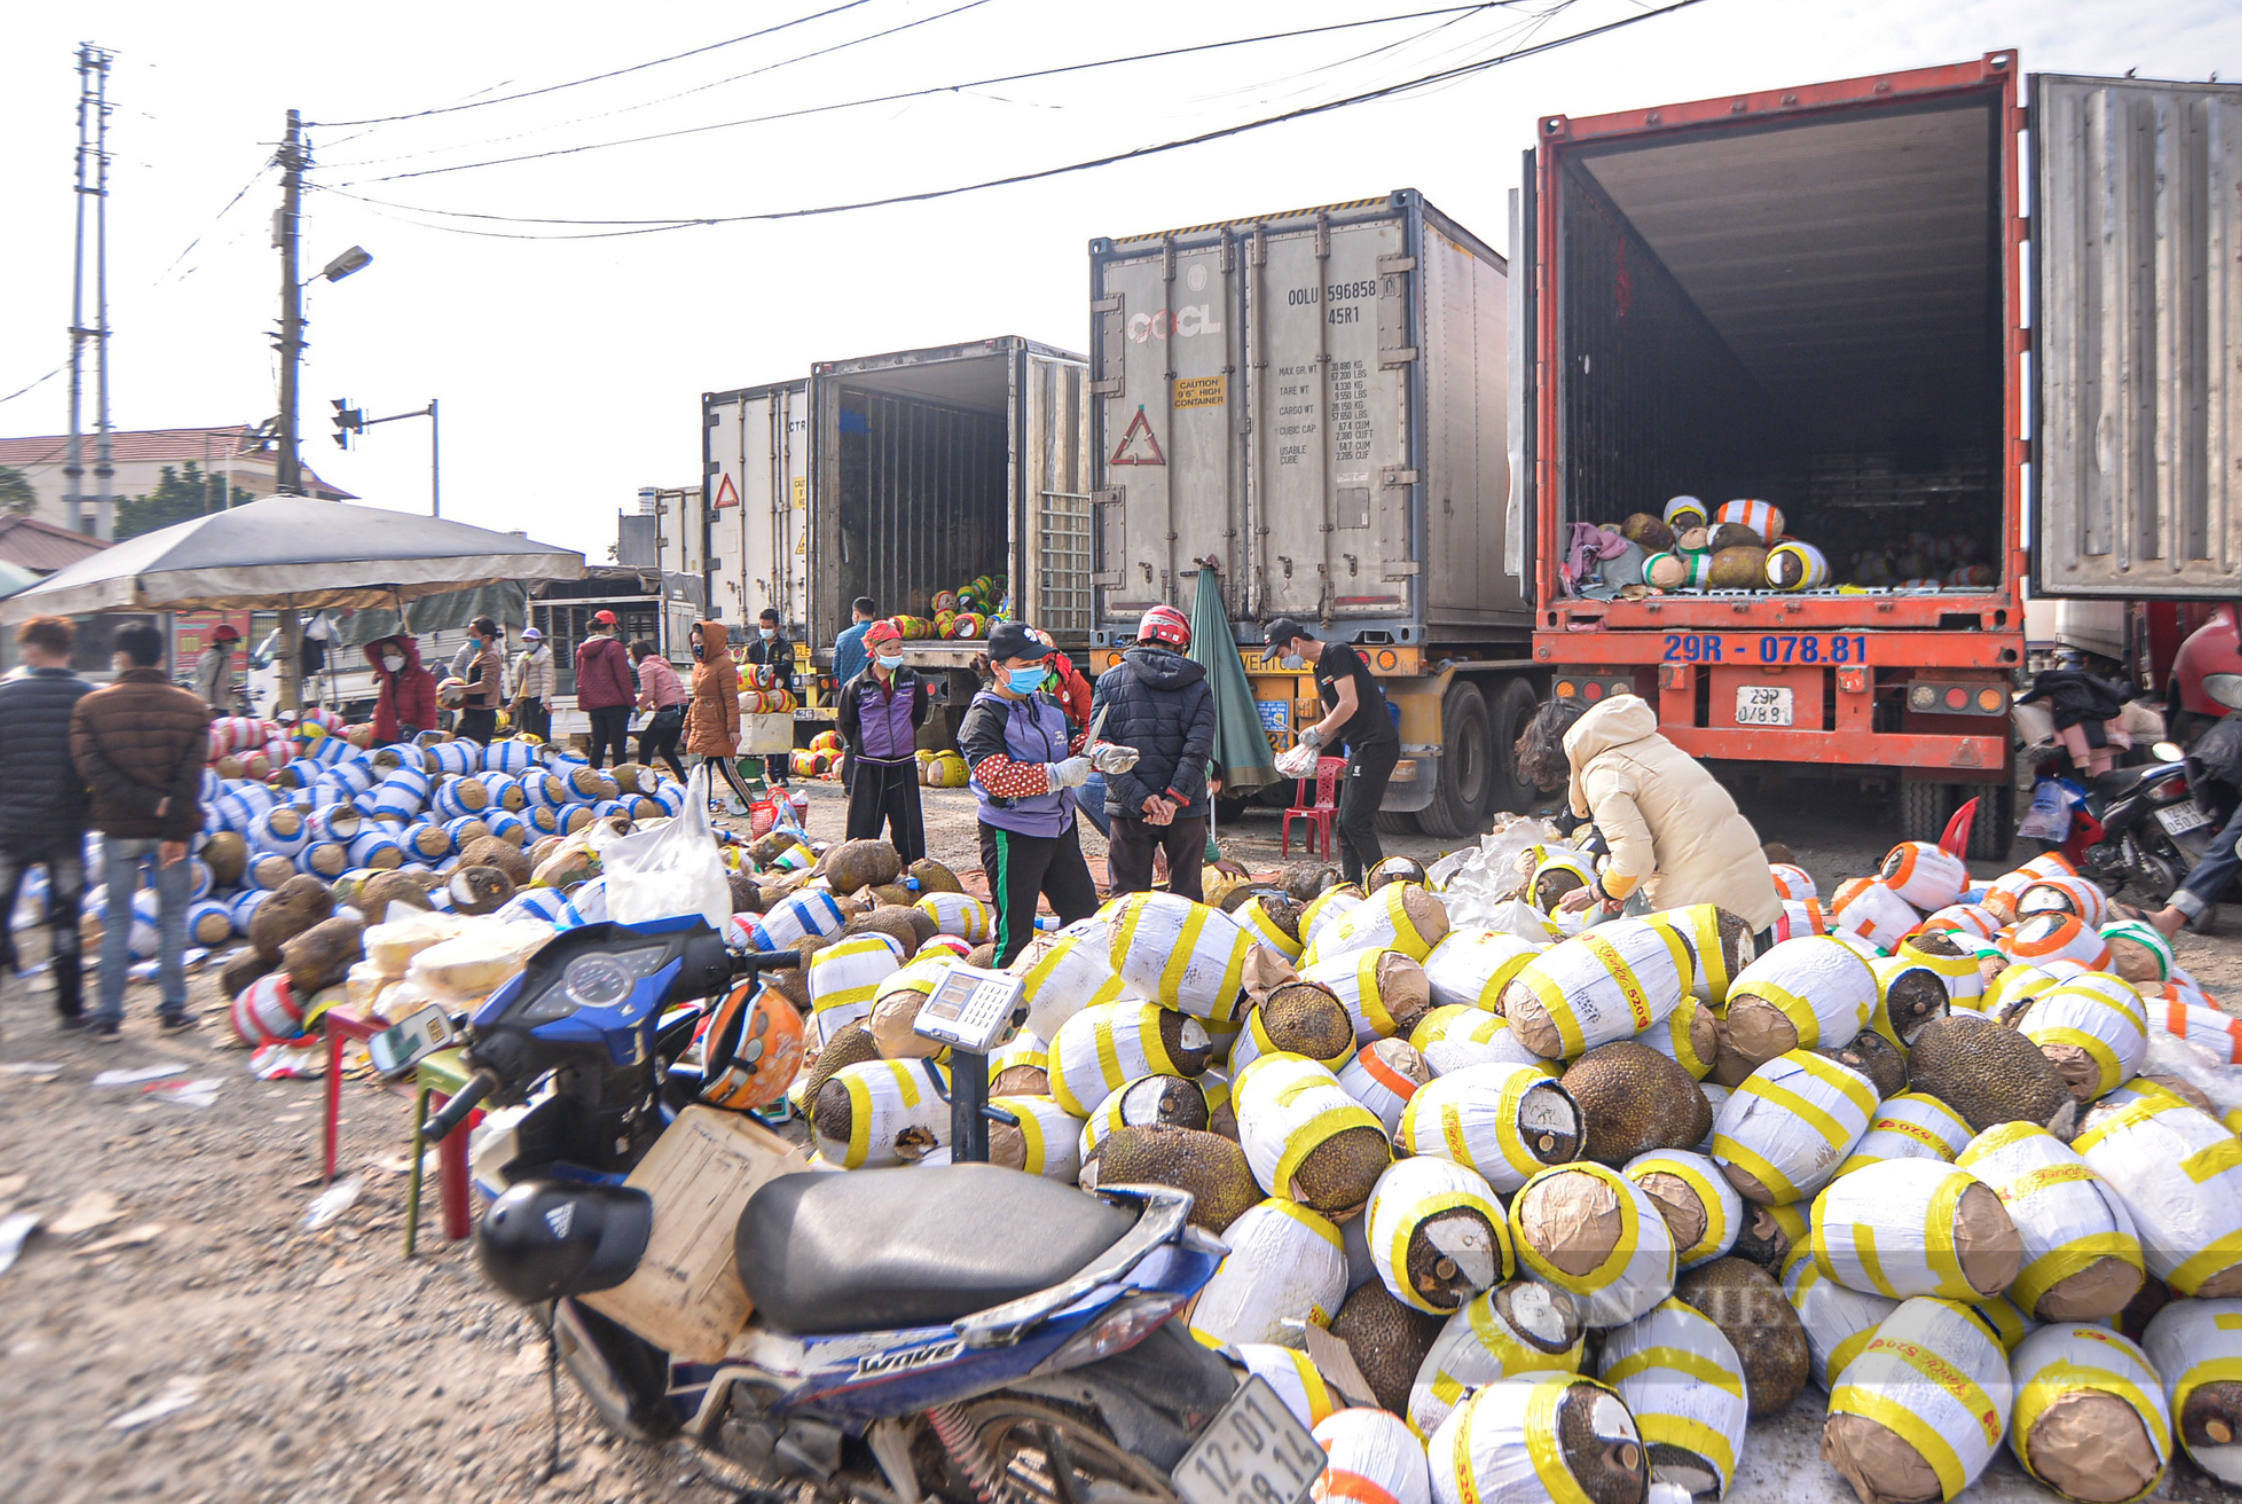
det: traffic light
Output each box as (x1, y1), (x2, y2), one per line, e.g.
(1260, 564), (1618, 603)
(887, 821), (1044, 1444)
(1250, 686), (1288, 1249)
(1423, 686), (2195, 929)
(331, 398), (363, 449)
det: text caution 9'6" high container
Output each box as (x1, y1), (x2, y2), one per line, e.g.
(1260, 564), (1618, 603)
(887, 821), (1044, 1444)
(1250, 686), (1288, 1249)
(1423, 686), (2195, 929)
(1086, 191), (1541, 837)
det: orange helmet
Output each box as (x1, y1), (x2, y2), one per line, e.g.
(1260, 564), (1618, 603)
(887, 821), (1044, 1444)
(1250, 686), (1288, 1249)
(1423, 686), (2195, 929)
(698, 982), (805, 1112)
(1137, 603), (1191, 650)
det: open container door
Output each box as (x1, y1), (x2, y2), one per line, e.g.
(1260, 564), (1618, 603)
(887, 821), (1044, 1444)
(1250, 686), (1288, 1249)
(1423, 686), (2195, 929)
(2032, 74), (2242, 598)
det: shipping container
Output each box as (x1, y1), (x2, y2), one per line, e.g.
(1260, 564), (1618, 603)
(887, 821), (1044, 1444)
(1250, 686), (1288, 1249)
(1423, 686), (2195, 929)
(1519, 54), (2241, 854)
(1086, 191), (1538, 836)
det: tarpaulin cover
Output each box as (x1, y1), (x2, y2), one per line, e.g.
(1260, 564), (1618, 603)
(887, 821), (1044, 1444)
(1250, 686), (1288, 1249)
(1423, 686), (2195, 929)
(1187, 568), (1280, 794)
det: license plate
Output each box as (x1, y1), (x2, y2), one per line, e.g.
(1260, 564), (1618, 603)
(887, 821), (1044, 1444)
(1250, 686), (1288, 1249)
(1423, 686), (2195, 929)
(1735, 686), (1795, 726)
(1663, 633), (1873, 666)
(369, 1004), (458, 1076)
(2158, 800), (2213, 836)
(1174, 1376), (1325, 1504)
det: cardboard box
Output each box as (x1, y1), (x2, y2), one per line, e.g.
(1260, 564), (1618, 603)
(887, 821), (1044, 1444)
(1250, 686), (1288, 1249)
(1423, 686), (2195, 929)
(581, 1106), (808, 1362)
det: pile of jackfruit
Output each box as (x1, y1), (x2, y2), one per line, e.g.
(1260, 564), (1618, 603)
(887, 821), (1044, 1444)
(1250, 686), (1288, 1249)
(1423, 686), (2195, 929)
(757, 834), (2242, 1504)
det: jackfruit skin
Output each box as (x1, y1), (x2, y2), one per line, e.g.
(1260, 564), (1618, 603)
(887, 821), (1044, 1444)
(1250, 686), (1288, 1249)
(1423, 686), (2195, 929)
(250, 874), (334, 962)
(1091, 1126), (1259, 1233)
(908, 857), (963, 894)
(1908, 1013), (2079, 1138)
(1674, 1257), (1809, 1418)
(1261, 982), (1354, 1061)
(803, 1018), (880, 1101)
(1562, 1042), (1712, 1165)
(1818, 1032), (1908, 1098)
(1327, 1280), (1443, 1414)
(1290, 1124), (1393, 1218)
(1553, 1380), (1653, 1504)
(822, 838), (904, 894)
(281, 915), (362, 996)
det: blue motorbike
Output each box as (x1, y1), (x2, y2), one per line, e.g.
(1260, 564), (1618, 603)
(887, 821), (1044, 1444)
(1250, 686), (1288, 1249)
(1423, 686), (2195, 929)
(422, 917), (1241, 1504)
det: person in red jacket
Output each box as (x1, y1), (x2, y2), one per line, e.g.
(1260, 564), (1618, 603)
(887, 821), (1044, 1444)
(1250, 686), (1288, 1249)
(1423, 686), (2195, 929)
(574, 610), (637, 768)
(364, 634), (437, 743)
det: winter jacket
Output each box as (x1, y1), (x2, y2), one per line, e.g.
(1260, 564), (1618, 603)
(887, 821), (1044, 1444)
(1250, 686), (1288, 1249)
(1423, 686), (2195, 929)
(0, 666), (94, 850)
(2017, 668), (2135, 732)
(365, 636), (438, 744)
(837, 666), (929, 761)
(960, 688), (1077, 837)
(832, 620), (873, 691)
(2187, 711), (2242, 824)
(69, 668), (209, 843)
(462, 645), (504, 709)
(575, 632), (637, 711)
(1564, 693), (1782, 930)
(743, 630), (796, 692)
(684, 619), (742, 757)
(1091, 647), (1217, 819)
(512, 644), (555, 702)
(635, 654), (687, 710)
(191, 647), (234, 712)
(1048, 652), (1095, 734)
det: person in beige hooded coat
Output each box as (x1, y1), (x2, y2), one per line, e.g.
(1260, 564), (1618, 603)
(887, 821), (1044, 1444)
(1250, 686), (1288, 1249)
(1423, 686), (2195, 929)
(1516, 692), (1783, 935)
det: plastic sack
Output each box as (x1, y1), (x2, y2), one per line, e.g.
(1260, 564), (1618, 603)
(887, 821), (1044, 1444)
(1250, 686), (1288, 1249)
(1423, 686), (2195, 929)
(602, 764), (731, 928)
(2018, 779), (2072, 842)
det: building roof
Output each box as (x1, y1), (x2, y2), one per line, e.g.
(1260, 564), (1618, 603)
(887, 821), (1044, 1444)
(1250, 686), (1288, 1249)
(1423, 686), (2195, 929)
(0, 424), (356, 499)
(0, 514), (111, 574)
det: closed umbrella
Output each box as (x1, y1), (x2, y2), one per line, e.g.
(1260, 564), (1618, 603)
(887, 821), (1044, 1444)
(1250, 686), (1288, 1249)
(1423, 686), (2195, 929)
(1187, 566), (1280, 797)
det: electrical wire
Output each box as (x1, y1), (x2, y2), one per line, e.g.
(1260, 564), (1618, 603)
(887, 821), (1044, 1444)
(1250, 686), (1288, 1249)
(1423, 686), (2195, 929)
(150, 161), (274, 287)
(329, 3), (1520, 185)
(309, 0), (882, 127)
(0, 365), (67, 409)
(316, 0), (1706, 239)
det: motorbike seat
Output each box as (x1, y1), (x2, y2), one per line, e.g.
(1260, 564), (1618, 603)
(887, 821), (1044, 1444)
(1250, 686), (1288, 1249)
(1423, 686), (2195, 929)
(737, 1163), (1138, 1336)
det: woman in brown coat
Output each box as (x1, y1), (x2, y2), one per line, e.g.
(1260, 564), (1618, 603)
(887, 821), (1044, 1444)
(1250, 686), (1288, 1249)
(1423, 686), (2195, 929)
(682, 619), (756, 811)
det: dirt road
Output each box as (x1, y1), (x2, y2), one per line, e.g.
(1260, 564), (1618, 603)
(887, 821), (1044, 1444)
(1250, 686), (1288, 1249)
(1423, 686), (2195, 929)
(2, 780), (2235, 1503)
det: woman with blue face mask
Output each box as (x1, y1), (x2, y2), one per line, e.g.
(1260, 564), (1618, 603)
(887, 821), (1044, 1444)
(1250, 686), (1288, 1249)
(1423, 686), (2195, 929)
(835, 618), (928, 863)
(956, 622), (1101, 966)
(741, 607), (795, 787)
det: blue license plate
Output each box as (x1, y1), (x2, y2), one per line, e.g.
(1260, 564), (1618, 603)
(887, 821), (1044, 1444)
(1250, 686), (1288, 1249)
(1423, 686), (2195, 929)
(1661, 633), (1873, 666)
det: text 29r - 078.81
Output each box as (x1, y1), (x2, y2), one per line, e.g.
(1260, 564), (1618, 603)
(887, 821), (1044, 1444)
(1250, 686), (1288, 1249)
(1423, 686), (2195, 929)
(1662, 634), (1872, 665)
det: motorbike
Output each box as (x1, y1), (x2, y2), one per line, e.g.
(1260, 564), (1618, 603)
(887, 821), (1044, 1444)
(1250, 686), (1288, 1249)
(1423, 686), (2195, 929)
(418, 916), (1254, 1504)
(2028, 752), (2211, 905)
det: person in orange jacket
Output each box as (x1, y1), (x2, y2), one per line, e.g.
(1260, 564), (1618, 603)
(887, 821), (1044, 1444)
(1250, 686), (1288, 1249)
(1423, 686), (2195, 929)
(683, 619), (757, 810)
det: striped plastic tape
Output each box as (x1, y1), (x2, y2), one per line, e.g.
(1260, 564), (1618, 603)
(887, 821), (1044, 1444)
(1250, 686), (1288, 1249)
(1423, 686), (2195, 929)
(1009, 922), (1126, 1042)
(1047, 1001), (1208, 1117)
(2018, 974), (2148, 1099)
(1301, 888), (1365, 953)
(1502, 916), (1694, 1060)
(1768, 863), (1817, 902)
(1398, 1061), (1580, 1195)
(2072, 1097), (2242, 1296)
(914, 891), (992, 943)
(1783, 1255), (1900, 1391)
(804, 932), (906, 1046)
(1596, 1298), (1748, 1498)
(1235, 894), (1306, 961)
(1337, 1040), (1425, 1135)
(1826, 1296), (2013, 1502)
(1723, 935), (1878, 1056)
(1644, 903), (1752, 1006)
(1635, 992), (1717, 1080)
(1712, 1049), (1879, 1206)
(1831, 879), (1920, 952)
(811, 1057), (949, 1169)
(1766, 538), (1832, 591)
(1716, 497), (1784, 542)
(1407, 1006), (1548, 1077)
(1408, 1282), (1584, 1440)
(1237, 1344), (1341, 1431)
(1427, 1373), (1639, 1504)
(1311, 1408), (1432, 1504)
(1367, 1156), (1513, 1314)
(1305, 948), (1430, 1045)
(2140, 1299), (2242, 1487)
(1622, 1149), (1743, 1268)
(1186, 1197), (1348, 1348)
(1837, 1091), (1974, 1177)
(1104, 890), (1251, 1022)
(2008, 1323), (2170, 1503)
(752, 889), (846, 951)
(1775, 898), (1828, 941)
(1881, 841), (1970, 912)
(1421, 928), (1543, 1014)
(986, 1095), (1082, 1181)
(1308, 882), (1450, 965)
(1809, 1158), (2012, 1300)
(2156, 996), (2242, 1064)
(1510, 1162), (1677, 1327)
(2004, 911), (2113, 972)
(1233, 1053), (1386, 1203)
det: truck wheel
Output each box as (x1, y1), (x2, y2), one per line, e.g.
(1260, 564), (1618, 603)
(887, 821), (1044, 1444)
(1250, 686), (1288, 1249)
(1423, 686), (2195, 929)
(1416, 682), (1495, 840)
(1965, 783), (2016, 864)
(1484, 678), (1541, 817)
(1896, 782), (1947, 843)
(1376, 810), (1421, 836)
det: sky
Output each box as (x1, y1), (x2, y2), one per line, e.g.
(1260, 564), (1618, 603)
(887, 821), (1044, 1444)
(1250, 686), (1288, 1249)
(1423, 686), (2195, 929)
(1, 0), (2235, 559)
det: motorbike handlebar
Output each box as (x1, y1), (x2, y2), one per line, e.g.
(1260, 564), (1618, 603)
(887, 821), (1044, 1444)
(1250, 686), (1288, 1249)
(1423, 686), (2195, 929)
(422, 1069), (499, 1143)
(727, 947), (799, 977)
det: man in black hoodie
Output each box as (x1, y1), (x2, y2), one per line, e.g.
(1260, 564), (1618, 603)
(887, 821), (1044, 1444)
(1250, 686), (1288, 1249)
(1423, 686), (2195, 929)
(0, 616), (95, 1027)
(1091, 605), (1216, 902)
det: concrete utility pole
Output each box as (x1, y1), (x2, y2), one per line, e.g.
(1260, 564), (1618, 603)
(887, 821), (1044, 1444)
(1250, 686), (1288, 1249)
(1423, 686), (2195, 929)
(274, 108), (305, 496)
(65, 43), (116, 540)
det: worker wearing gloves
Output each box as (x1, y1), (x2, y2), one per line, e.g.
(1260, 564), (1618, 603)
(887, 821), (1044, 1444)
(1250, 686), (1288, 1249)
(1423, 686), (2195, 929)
(1513, 691), (1783, 943)
(836, 619), (929, 863)
(1264, 617), (1399, 884)
(1092, 605), (1208, 901)
(960, 621), (1130, 966)
(742, 607), (796, 788)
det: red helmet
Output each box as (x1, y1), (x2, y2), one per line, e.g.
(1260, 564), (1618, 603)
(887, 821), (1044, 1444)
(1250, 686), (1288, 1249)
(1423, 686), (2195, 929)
(1137, 604), (1190, 650)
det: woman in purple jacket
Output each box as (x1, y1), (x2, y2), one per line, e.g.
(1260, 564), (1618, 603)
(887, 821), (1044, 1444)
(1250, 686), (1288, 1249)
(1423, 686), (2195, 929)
(835, 619), (929, 863)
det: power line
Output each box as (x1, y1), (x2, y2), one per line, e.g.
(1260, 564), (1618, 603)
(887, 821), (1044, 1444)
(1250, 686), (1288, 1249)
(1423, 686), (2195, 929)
(0, 364), (67, 408)
(331, 3), (1518, 186)
(308, 0), (883, 127)
(149, 160), (273, 286)
(317, 0), (1706, 239)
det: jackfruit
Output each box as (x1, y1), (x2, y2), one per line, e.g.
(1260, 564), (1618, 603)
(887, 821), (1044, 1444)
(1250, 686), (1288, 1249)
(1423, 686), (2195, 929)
(1870, 956), (1952, 1048)
(1809, 1158), (2022, 1300)
(201, 831), (248, 888)
(461, 834), (533, 886)
(1673, 1256), (1810, 1417)
(1705, 544), (1768, 590)
(1366, 856), (1430, 893)
(1328, 1280), (1444, 1415)
(250, 874), (334, 962)
(1256, 981), (1357, 1065)
(1817, 1031), (1909, 1099)
(1509, 1162), (1677, 1327)
(1561, 1041), (1712, 1166)
(1622, 1149), (1743, 1269)
(281, 915), (363, 997)
(1367, 1156), (1512, 1313)
(1236, 1054), (1392, 1217)
(802, 1017), (880, 1102)
(1086, 1124), (1258, 1233)
(1908, 1012), (2079, 1139)
(907, 857), (962, 894)
(821, 838), (904, 894)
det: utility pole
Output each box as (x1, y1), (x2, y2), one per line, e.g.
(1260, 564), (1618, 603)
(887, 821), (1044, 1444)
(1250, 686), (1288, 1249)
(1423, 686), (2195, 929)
(64, 44), (115, 539)
(275, 109), (305, 496)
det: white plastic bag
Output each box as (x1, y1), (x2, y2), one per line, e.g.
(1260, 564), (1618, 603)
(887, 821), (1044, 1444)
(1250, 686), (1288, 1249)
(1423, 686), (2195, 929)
(2017, 779), (2071, 842)
(602, 764), (732, 928)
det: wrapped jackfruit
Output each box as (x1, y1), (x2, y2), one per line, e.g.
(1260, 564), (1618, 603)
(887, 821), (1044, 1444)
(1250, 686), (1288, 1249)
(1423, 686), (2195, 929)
(1304, 948), (1437, 1046)
(1009, 922), (1125, 1042)
(1782, 1255), (1901, 1392)
(986, 1095), (1086, 1181)
(810, 1058), (950, 1168)
(1955, 1122), (2144, 1321)
(1835, 1091), (1974, 1177)
(1306, 881), (1450, 966)
(1337, 1038), (1430, 1135)
(1427, 1374), (1647, 1504)
(1407, 1007), (1546, 1077)
(2073, 1096), (2242, 1297)
(804, 932), (906, 1047)
(1187, 1197), (1349, 1348)
(1596, 1298), (1750, 1500)
(1499, 917), (1694, 1060)
(1713, 1048), (1878, 1206)
(1823, 1296), (2012, 1504)
(1396, 1061), (1584, 1195)
(2007, 1323), (2170, 1504)
(1713, 936), (1878, 1084)
(1046, 1000), (1213, 1116)
(1509, 1161), (1678, 1327)
(1407, 1280), (1584, 1438)
(1104, 891), (1251, 1022)
(2017, 973), (2149, 1102)
(1420, 928), (1542, 1014)
(1623, 1149), (1744, 1269)
(1829, 879), (1919, 953)
(1237, 1344), (1341, 1431)
(1808, 1158), (2022, 1301)
(1234, 1053), (1393, 1217)
(2140, 1297), (2242, 1487)
(1880, 841), (1969, 912)
(1311, 1409), (1432, 1504)
(1367, 1156), (1513, 1314)
(1643, 903), (1755, 1006)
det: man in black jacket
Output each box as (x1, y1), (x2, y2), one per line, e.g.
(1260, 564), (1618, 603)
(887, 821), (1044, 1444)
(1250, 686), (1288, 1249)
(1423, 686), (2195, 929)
(0, 616), (95, 1028)
(742, 607), (795, 787)
(1091, 605), (1216, 902)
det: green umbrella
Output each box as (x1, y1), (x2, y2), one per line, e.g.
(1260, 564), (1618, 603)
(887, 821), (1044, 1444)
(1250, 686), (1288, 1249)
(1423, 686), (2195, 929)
(1187, 568), (1281, 796)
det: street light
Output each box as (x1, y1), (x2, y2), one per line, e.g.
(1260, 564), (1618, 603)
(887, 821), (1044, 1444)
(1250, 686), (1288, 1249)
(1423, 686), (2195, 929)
(320, 245), (373, 283)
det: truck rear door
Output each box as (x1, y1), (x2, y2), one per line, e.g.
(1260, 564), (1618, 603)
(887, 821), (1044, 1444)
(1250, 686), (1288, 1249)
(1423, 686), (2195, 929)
(2032, 74), (2242, 597)
(705, 383), (810, 630)
(1018, 347), (1094, 639)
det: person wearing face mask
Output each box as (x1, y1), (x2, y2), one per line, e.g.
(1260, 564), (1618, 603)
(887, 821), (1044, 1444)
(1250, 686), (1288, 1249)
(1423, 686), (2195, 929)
(959, 621), (1122, 966)
(574, 610), (637, 769)
(836, 619), (928, 863)
(364, 634), (437, 744)
(511, 627), (554, 741)
(683, 619), (757, 811)
(455, 615), (505, 744)
(742, 607), (795, 787)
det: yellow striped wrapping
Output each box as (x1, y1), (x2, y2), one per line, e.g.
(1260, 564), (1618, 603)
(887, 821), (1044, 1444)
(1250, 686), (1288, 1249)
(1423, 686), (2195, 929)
(1105, 891), (1251, 1022)
(1712, 1049), (1878, 1205)
(1595, 1299), (1747, 1495)
(1983, 961), (2062, 1021)
(1408, 1284), (1584, 1439)
(1245, 999), (1357, 1073)
(1622, 1149), (1742, 1268)
(805, 933), (906, 1045)
(1078, 1075), (1205, 1164)
(1956, 1122), (2143, 1319)
(1869, 956), (1952, 1046)
(987, 1095), (1083, 1181)
(1724, 935), (1878, 1051)
(1427, 1373), (1634, 1504)
(2141, 1301), (2242, 1482)
(2018, 974), (2148, 1099)
(1897, 934), (1987, 1006)
(2073, 1097), (2242, 1295)
(1235, 895), (1305, 961)
(1810, 1158), (1997, 1300)
(816, 1058), (949, 1169)
(986, 1029), (1048, 1082)
(1337, 1043), (1424, 1135)
(1233, 1053), (1387, 1202)
(1506, 916), (1693, 1059)
(1186, 1197), (1348, 1348)
(1644, 903), (1750, 1005)
(1302, 948), (1410, 1045)
(1399, 1062), (1576, 1194)
(1783, 1255), (1901, 1391)
(1422, 928), (1543, 1014)
(2009, 1324), (2170, 1502)
(1311, 1409), (1431, 1504)
(1367, 1156), (1513, 1313)
(1965, 1293), (2038, 1354)
(1407, 1006), (1548, 1077)
(1046, 1001), (1204, 1117)
(1827, 1296), (2012, 1502)
(1509, 1163), (1677, 1326)
(1300, 888), (1364, 954)
(1310, 881), (1447, 964)
(913, 891), (992, 943)
(1831, 879), (1920, 952)
(1236, 1344), (1339, 1430)
(1838, 1091), (1974, 1177)
(1011, 922), (1127, 1040)
(1636, 992), (1715, 1080)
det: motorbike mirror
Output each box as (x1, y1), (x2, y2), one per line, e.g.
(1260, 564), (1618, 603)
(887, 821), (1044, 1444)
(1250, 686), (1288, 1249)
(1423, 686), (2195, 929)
(2154, 741), (2184, 763)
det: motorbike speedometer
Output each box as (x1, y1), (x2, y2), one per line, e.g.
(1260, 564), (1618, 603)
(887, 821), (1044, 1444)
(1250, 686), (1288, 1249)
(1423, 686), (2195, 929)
(561, 952), (639, 1010)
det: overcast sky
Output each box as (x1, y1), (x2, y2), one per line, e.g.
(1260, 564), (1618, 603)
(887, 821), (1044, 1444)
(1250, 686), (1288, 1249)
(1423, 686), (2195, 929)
(2, 0), (2234, 556)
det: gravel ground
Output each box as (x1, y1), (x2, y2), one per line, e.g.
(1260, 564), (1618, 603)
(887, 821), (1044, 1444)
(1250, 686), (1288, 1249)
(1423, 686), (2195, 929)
(1, 776), (2236, 1504)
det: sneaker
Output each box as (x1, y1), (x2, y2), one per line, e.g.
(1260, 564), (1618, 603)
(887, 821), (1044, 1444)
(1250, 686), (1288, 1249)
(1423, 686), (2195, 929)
(57, 1012), (88, 1033)
(159, 1012), (200, 1033)
(88, 1021), (123, 1042)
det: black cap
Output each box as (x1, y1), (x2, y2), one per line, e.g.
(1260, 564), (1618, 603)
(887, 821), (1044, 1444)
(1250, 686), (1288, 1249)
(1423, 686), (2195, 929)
(475, 1180), (653, 1305)
(1261, 616), (1314, 661)
(985, 621), (1050, 662)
